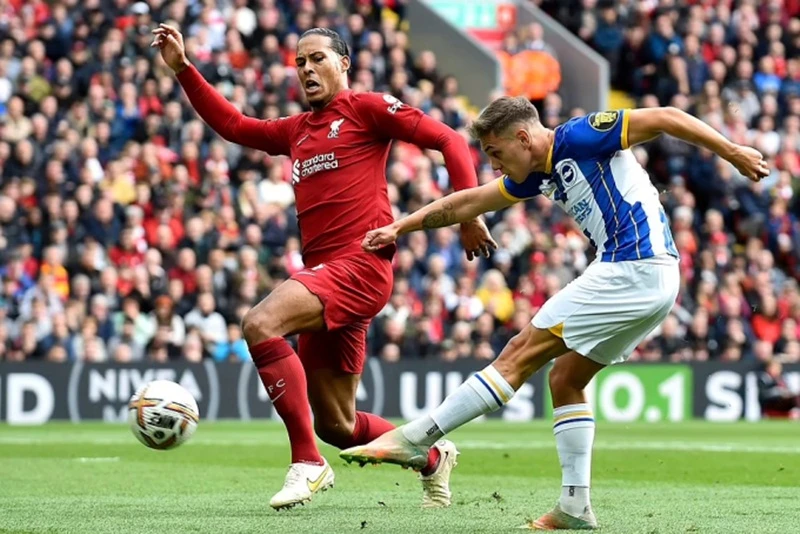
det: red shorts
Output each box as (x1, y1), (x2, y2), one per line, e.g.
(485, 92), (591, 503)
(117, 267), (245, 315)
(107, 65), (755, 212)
(292, 252), (393, 374)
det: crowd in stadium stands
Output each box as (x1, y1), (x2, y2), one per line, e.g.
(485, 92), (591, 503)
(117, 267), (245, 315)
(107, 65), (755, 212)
(530, 0), (800, 364)
(1, 0), (800, 369)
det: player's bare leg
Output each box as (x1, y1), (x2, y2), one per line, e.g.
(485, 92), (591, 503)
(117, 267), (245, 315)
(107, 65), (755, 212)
(341, 325), (591, 524)
(341, 325), (563, 467)
(241, 280), (333, 510)
(308, 367), (458, 507)
(522, 353), (602, 531)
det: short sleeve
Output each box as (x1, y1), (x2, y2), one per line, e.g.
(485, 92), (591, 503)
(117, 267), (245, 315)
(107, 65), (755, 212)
(559, 110), (630, 159)
(497, 174), (543, 201)
(352, 92), (425, 141)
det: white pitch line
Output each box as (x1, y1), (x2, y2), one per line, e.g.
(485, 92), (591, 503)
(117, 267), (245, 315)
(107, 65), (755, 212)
(456, 440), (800, 455)
(74, 457), (120, 463)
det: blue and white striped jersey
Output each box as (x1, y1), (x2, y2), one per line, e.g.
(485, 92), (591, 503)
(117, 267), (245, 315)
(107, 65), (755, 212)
(498, 110), (679, 263)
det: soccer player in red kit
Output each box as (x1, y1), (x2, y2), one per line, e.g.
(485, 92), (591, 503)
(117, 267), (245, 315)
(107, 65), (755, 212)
(152, 24), (496, 509)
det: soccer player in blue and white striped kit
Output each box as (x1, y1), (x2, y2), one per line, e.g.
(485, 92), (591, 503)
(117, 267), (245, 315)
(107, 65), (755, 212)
(341, 97), (769, 529)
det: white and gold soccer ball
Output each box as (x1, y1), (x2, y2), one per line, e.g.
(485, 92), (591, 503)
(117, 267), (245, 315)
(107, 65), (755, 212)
(128, 380), (199, 450)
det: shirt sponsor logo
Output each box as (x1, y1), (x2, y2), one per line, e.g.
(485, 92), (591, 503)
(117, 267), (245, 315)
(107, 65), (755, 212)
(293, 152), (339, 182)
(570, 198), (593, 225)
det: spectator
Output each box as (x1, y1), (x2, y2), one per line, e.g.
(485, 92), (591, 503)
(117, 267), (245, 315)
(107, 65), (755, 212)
(145, 326), (182, 362)
(71, 316), (108, 362)
(109, 228), (145, 269)
(184, 292), (228, 355)
(9, 321), (43, 360)
(752, 294), (783, 345)
(2, 0), (799, 365)
(444, 275), (484, 322)
(654, 314), (687, 361)
(450, 321), (474, 359)
(38, 312), (75, 361)
(476, 270), (515, 324)
(112, 296), (156, 348)
(592, 7), (624, 81)
(112, 343), (134, 363)
(214, 323), (250, 362)
(758, 359), (800, 419)
(258, 164), (295, 209)
(181, 331), (206, 362)
(150, 295), (186, 347)
(108, 317), (146, 362)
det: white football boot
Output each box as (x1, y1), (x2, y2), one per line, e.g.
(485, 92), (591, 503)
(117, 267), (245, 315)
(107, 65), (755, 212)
(269, 458), (335, 510)
(420, 439), (459, 508)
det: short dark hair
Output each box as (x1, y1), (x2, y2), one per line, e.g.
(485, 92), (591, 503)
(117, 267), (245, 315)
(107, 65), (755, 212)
(299, 28), (350, 58)
(468, 96), (540, 140)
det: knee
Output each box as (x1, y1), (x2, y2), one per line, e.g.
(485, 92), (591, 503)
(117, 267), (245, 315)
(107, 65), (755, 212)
(241, 306), (278, 345)
(314, 416), (356, 449)
(494, 330), (540, 386)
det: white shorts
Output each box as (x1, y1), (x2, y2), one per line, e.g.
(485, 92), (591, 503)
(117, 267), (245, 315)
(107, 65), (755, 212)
(531, 255), (680, 365)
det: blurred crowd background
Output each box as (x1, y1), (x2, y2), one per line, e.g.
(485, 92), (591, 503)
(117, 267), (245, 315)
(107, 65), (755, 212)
(1, 0), (800, 369)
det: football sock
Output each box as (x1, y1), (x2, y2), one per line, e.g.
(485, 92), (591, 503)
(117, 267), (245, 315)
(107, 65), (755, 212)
(402, 365), (515, 447)
(350, 412), (396, 446)
(420, 447), (441, 477)
(553, 403), (595, 517)
(250, 337), (323, 465)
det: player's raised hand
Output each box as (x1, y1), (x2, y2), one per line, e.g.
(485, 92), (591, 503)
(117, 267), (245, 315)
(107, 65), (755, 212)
(151, 24), (189, 74)
(363, 224), (400, 252)
(728, 145), (770, 183)
(459, 218), (498, 261)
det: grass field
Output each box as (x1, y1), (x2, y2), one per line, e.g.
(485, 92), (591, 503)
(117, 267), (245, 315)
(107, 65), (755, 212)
(1, 421), (799, 533)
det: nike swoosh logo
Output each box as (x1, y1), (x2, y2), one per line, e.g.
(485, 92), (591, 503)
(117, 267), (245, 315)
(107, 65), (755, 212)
(306, 464), (331, 493)
(270, 390), (286, 403)
(297, 135), (310, 146)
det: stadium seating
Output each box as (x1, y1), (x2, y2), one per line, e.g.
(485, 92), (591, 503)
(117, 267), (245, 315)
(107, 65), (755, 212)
(0, 0), (799, 368)
(531, 0), (800, 364)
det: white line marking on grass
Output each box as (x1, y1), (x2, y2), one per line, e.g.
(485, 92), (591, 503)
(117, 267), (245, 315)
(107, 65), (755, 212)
(74, 457), (120, 463)
(456, 440), (800, 454)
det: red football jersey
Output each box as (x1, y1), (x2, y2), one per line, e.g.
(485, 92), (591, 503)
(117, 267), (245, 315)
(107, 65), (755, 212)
(177, 66), (477, 267)
(253, 91), (423, 265)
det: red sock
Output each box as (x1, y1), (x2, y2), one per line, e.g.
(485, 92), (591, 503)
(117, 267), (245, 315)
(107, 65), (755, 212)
(350, 412), (440, 475)
(251, 337), (322, 465)
(349, 412), (396, 446)
(421, 447), (441, 476)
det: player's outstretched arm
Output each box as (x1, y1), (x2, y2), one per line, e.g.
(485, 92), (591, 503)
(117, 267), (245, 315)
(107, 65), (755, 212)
(626, 107), (769, 182)
(353, 92), (497, 259)
(409, 115), (498, 259)
(362, 180), (512, 252)
(152, 24), (291, 155)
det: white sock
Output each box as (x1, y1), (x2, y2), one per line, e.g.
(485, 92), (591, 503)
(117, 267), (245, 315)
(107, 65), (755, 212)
(402, 365), (516, 446)
(553, 403), (595, 517)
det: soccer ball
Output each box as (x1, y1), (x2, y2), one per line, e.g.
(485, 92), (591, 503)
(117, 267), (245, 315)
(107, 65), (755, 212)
(128, 380), (199, 450)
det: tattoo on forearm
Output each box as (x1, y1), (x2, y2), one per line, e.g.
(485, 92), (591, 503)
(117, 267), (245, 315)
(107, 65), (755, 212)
(421, 201), (457, 229)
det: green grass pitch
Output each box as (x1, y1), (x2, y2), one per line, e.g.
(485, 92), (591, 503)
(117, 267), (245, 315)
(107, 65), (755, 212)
(1, 421), (798, 533)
